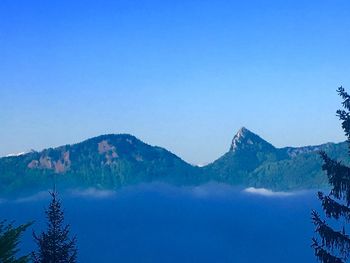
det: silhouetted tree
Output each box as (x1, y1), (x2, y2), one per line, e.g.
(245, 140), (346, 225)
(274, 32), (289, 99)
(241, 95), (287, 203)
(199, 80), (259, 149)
(32, 191), (77, 263)
(0, 220), (32, 263)
(312, 87), (350, 263)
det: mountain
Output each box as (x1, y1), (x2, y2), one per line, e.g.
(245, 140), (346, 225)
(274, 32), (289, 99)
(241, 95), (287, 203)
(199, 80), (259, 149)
(0, 134), (201, 197)
(0, 128), (349, 197)
(203, 127), (287, 184)
(204, 127), (349, 190)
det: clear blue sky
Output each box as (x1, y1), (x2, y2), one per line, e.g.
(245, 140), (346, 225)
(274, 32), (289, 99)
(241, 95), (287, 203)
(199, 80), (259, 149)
(1, 0), (350, 165)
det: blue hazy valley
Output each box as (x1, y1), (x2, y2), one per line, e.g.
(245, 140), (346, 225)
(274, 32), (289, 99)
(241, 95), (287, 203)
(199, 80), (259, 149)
(1, 183), (318, 263)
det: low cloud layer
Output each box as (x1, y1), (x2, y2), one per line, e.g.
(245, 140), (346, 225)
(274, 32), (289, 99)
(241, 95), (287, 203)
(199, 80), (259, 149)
(70, 188), (116, 198)
(243, 187), (296, 197)
(0, 184), (305, 204)
(190, 183), (238, 198)
(15, 191), (50, 203)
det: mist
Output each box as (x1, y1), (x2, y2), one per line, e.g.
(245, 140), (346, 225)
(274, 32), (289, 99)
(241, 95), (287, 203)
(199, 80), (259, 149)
(1, 183), (318, 263)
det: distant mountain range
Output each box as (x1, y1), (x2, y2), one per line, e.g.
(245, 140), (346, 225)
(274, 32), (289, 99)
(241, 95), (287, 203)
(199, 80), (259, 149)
(0, 128), (348, 197)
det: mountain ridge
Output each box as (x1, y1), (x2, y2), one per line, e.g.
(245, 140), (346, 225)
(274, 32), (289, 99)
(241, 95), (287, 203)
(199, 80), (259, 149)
(2, 128), (343, 165)
(0, 128), (348, 196)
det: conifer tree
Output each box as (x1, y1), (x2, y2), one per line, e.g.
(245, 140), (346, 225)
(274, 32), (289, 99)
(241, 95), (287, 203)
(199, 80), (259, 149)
(0, 220), (32, 263)
(32, 191), (77, 263)
(312, 87), (350, 263)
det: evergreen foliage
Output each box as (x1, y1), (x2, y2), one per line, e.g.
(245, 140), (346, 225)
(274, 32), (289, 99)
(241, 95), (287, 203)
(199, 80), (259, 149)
(312, 87), (350, 262)
(0, 220), (32, 263)
(32, 191), (77, 263)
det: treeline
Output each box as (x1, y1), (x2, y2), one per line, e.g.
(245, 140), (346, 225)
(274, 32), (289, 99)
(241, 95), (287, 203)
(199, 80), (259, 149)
(0, 191), (77, 262)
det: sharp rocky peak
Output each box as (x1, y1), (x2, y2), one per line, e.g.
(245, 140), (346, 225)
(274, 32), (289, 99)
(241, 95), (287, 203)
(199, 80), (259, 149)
(229, 127), (274, 152)
(236, 127), (251, 137)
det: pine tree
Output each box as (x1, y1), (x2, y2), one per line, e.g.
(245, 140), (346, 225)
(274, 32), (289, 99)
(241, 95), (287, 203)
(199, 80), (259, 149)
(312, 86), (350, 263)
(32, 191), (77, 263)
(0, 220), (32, 263)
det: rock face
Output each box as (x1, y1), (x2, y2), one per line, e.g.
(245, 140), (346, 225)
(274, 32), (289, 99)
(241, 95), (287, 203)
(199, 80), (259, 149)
(27, 150), (71, 173)
(0, 128), (349, 196)
(98, 140), (119, 165)
(229, 127), (276, 153)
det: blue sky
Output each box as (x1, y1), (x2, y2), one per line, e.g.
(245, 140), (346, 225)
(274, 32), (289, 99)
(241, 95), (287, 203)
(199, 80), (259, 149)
(1, 0), (350, 164)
